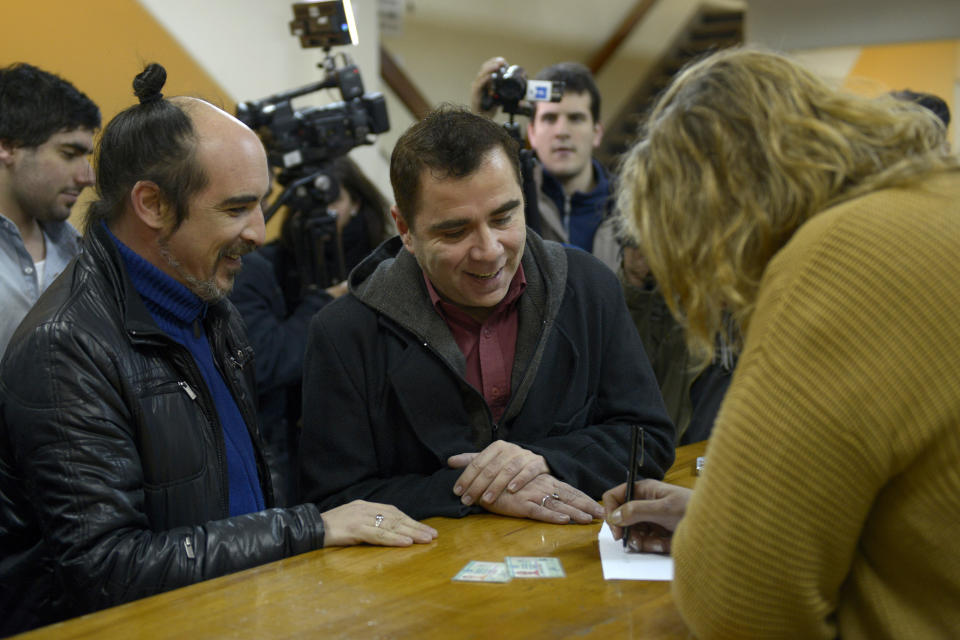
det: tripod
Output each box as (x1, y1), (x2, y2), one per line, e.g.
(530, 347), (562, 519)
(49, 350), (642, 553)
(502, 116), (543, 235)
(263, 166), (347, 295)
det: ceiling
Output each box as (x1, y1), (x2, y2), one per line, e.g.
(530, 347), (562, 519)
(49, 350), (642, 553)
(388, 0), (960, 52)
(399, 0), (646, 47)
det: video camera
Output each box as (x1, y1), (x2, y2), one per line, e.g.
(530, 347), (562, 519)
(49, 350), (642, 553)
(235, 0), (388, 290)
(480, 64), (564, 118)
(235, 59), (387, 180)
(236, 0), (387, 187)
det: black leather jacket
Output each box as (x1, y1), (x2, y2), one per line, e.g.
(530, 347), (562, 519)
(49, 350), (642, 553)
(0, 224), (325, 636)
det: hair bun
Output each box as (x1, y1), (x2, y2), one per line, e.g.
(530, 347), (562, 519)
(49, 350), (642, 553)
(133, 63), (167, 105)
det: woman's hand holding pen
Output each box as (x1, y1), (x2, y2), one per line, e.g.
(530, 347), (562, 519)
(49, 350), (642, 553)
(602, 479), (692, 554)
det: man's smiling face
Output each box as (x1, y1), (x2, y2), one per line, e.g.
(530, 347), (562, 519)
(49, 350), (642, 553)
(393, 146), (525, 322)
(155, 103), (270, 301)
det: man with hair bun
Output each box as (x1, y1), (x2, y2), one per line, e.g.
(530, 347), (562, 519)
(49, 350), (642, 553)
(0, 62), (100, 357)
(0, 63), (435, 636)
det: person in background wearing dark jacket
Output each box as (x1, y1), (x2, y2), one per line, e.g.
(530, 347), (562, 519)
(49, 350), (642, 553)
(0, 64), (435, 637)
(299, 106), (675, 522)
(230, 157), (392, 505)
(471, 59), (619, 270)
(620, 242), (734, 445)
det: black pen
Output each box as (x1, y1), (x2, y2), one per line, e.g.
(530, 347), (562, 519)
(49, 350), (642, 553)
(622, 424), (641, 549)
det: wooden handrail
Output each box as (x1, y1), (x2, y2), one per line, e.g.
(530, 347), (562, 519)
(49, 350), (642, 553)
(586, 0), (659, 75)
(380, 45), (432, 121)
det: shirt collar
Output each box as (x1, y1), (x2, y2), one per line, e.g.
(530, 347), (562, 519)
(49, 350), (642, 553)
(0, 213), (76, 242)
(425, 263), (527, 322)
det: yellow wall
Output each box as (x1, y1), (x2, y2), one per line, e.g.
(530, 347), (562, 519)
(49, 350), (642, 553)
(2, 0), (232, 230)
(3, 0), (230, 117)
(844, 40), (957, 141)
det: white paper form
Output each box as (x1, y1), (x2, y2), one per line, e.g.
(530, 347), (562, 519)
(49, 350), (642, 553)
(597, 521), (674, 581)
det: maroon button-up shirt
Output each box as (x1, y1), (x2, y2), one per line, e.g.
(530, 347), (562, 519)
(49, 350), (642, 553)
(425, 265), (527, 423)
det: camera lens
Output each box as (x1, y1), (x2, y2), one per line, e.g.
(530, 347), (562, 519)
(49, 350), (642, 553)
(496, 65), (526, 103)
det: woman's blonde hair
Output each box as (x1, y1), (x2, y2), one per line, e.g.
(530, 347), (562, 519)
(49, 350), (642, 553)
(617, 47), (956, 369)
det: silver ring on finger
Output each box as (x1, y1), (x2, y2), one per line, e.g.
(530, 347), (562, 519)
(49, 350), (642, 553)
(374, 513), (384, 527)
(551, 492), (561, 502)
(540, 494), (551, 507)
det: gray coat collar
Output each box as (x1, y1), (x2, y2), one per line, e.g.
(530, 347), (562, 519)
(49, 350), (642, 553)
(351, 229), (568, 426)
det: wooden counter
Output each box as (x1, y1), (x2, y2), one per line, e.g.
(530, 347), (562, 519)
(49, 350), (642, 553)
(19, 441), (707, 639)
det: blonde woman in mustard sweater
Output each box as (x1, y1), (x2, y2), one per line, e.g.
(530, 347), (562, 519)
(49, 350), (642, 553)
(605, 48), (960, 638)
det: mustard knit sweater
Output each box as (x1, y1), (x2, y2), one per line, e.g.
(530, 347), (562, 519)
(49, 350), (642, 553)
(673, 171), (960, 639)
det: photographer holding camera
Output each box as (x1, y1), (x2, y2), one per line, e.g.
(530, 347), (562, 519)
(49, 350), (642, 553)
(471, 57), (619, 271)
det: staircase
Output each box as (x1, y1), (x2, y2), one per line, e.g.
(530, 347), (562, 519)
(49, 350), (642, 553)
(596, 7), (744, 169)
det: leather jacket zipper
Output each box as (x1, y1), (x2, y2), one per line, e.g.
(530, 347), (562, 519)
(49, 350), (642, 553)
(178, 380), (198, 400)
(166, 340), (232, 516)
(183, 535), (196, 559)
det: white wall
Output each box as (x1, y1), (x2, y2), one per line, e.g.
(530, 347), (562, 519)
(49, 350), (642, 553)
(378, 0), (720, 152)
(137, 0), (392, 199)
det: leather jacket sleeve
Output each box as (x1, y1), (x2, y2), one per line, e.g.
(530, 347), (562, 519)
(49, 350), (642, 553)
(0, 319), (326, 617)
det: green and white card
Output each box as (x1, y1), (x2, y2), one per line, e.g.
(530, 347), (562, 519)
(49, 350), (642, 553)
(452, 561), (512, 583)
(505, 556), (566, 578)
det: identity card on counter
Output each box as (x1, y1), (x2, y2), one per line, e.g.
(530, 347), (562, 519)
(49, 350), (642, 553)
(505, 556), (566, 578)
(452, 561), (512, 583)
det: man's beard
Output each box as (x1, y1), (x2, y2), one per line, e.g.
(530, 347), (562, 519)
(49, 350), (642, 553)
(157, 236), (249, 302)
